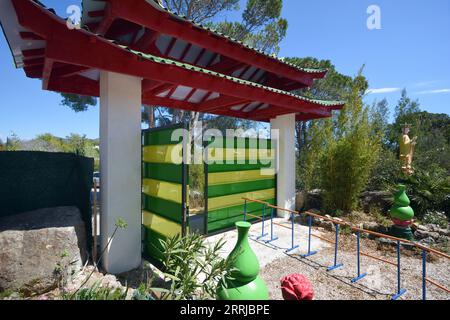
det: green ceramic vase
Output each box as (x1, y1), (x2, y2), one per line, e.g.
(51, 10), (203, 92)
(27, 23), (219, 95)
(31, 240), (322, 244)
(389, 184), (415, 240)
(217, 221), (269, 300)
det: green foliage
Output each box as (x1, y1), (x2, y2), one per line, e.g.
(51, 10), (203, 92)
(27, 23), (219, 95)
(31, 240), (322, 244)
(320, 70), (382, 212)
(422, 211), (448, 229)
(162, 0), (239, 23)
(115, 217), (128, 229)
(60, 93), (97, 113)
(213, 0), (287, 54)
(158, 233), (236, 300)
(401, 168), (450, 218)
(367, 148), (402, 191)
(5, 132), (21, 151)
(63, 282), (128, 300)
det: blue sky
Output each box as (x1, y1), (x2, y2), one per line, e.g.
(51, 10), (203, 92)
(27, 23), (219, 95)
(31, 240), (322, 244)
(0, 0), (449, 140)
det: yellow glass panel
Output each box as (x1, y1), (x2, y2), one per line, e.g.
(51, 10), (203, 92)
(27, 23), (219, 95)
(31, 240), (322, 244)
(208, 170), (275, 186)
(143, 145), (183, 164)
(208, 188), (275, 211)
(142, 211), (182, 237)
(142, 179), (182, 203)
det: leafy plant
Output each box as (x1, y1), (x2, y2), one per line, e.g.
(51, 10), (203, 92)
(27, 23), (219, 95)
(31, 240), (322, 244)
(320, 69), (381, 213)
(63, 282), (128, 300)
(67, 218), (128, 299)
(401, 168), (450, 218)
(157, 233), (237, 300)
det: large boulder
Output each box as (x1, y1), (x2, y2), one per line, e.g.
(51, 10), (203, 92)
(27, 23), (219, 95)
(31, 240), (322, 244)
(0, 207), (87, 296)
(360, 191), (393, 214)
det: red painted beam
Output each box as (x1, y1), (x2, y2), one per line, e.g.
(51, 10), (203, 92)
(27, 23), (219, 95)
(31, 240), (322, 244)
(19, 32), (43, 40)
(11, 0), (338, 119)
(134, 29), (159, 52)
(108, 0), (327, 85)
(88, 10), (105, 18)
(23, 57), (45, 67)
(23, 65), (43, 78)
(96, 3), (115, 35)
(52, 65), (91, 78)
(146, 83), (176, 97)
(142, 79), (163, 93)
(48, 74), (99, 97)
(42, 58), (54, 90)
(199, 96), (250, 112)
(22, 48), (45, 58)
(296, 113), (332, 122)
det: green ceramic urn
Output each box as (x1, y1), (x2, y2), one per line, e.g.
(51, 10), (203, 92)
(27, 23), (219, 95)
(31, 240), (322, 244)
(217, 221), (269, 300)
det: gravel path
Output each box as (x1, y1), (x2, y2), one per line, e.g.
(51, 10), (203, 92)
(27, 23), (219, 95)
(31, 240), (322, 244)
(260, 227), (450, 300)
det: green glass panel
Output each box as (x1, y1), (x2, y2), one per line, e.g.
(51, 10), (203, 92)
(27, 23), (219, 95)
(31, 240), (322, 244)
(208, 198), (276, 223)
(208, 179), (275, 198)
(143, 226), (167, 262)
(143, 194), (183, 224)
(207, 162), (273, 173)
(142, 163), (183, 183)
(208, 215), (260, 233)
(143, 127), (183, 146)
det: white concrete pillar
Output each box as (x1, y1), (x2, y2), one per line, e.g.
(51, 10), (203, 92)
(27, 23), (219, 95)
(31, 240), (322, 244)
(100, 71), (142, 274)
(271, 114), (296, 218)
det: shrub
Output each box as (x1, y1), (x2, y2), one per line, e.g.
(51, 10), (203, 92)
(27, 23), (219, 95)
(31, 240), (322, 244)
(401, 168), (450, 218)
(158, 233), (236, 300)
(63, 282), (128, 300)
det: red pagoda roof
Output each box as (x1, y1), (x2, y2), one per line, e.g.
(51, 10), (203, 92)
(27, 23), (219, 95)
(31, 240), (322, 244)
(0, 0), (344, 122)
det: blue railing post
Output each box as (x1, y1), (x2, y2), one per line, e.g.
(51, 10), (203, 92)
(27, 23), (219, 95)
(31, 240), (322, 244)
(285, 212), (299, 253)
(327, 224), (344, 271)
(301, 215), (318, 258)
(351, 231), (367, 283)
(265, 207), (279, 244)
(243, 200), (247, 222)
(422, 249), (427, 301)
(391, 240), (407, 300)
(257, 204), (269, 240)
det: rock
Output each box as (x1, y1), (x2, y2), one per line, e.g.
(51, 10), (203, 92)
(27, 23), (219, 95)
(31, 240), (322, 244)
(0, 207), (87, 296)
(315, 218), (334, 232)
(295, 191), (306, 211)
(360, 191), (393, 214)
(419, 237), (436, 245)
(304, 190), (323, 211)
(362, 222), (389, 234)
(414, 229), (440, 241)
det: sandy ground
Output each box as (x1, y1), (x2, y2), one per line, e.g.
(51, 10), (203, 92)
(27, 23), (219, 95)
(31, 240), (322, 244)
(208, 218), (450, 301)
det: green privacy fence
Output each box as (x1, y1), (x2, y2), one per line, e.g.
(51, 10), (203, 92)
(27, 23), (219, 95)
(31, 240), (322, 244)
(204, 137), (276, 234)
(142, 124), (189, 262)
(0, 151), (94, 248)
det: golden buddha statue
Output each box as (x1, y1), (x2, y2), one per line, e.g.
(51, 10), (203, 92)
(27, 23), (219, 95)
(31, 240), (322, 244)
(399, 124), (417, 175)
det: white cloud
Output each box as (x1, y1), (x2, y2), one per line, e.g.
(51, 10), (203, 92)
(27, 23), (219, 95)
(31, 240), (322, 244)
(366, 88), (401, 94)
(416, 89), (450, 95)
(413, 80), (439, 87)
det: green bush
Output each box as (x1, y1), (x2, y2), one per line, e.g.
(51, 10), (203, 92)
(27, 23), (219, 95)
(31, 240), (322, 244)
(401, 168), (450, 218)
(63, 282), (128, 300)
(158, 233), (236, 300)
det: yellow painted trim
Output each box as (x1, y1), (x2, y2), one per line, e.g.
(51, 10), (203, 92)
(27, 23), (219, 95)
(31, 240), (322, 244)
(143, 144), (183, 164)
(142, 211), (181, 237)
(208, 188), (276, 211)
(208, 148), (274, 162)
(143, 179), (182, 203)
(209, 170), (275, 186)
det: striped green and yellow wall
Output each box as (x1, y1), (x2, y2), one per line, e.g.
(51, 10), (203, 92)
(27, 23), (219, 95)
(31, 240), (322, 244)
(206, 137), (276, 233)
(142, 125), (188, 262)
